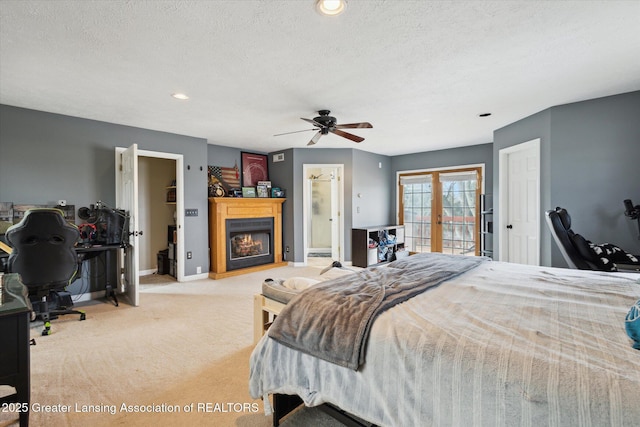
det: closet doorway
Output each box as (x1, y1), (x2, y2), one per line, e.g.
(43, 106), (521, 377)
(116, 145), (184, 306)
(138, 156), (176, 276)
(303, 164), (344, 266)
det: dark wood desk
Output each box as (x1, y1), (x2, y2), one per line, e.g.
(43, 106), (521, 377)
(0, 273), (31, 427)
(1, 244), (123, 305)
(76, 244), (122, 306)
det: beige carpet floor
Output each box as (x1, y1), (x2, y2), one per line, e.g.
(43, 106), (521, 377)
(0, 262), (346, 427)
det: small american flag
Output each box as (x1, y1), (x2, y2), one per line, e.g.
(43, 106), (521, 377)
(208, 164), (240, 191)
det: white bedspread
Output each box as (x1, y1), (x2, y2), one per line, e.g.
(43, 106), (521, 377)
(249, 260), (640, 427)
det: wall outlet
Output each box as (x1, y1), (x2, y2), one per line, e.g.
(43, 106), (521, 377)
(187, 251), (192, 259)
(285, 246), (290, 252)
(196, 266), (201, 274)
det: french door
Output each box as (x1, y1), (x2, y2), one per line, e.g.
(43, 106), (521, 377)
(398, 167), (482, 256)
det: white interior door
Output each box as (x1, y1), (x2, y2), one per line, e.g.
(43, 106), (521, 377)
(118, 143), (140, 306)
(500, 139), (540, 265)
(330, 171), (340, 260)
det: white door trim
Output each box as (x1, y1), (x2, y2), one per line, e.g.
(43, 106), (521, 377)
(498, 138), (540, 264)
(115, 147), (185, 281)
(302, 164), (345, 265)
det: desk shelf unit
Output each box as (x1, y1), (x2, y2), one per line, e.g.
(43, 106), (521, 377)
(352, 225), (405, 268)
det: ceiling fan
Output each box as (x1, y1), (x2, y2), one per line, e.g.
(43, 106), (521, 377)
(275, 110), (372, 146)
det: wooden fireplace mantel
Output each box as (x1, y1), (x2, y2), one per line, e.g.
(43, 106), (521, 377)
(208, 197), (287, 279)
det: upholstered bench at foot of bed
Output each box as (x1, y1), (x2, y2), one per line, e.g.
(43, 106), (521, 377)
(253, 294), (287, 344)
(253, 271), (357, 344)
(253, 277), (317, 344)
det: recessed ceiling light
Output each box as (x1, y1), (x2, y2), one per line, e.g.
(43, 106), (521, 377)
(316, 0), (346, 16)
(478, 113), (492, 117)
(171, 93), (189, 100)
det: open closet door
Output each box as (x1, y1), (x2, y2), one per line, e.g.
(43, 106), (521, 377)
(118, 143), (140, 306)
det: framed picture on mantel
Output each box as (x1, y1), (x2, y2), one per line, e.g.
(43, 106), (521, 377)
(241, 152), (268, 187)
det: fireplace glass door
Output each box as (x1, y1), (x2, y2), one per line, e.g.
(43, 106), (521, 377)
(230, 231), (270, 260)
(226, 217), (274, 271)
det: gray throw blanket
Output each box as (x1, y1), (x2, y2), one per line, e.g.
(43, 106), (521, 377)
(268, 252), (488, 370)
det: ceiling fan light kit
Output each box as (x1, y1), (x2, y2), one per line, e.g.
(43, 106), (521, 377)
(275, 109), (372, 146)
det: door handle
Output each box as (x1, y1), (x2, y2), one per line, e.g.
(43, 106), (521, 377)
(506, 224), (513, 229)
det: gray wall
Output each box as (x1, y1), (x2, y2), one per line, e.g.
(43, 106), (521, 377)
(493, 91), (640, 267)
(206, 144), (245, 174)
(268, 148), (356, 264)
(352, 150), (394, 228)
(267, 149), (295, 261)
(391, 142), (494, 218)
(0, 105), (209, 293)
(492, 109), (552, 264)
(5, 90), (636, 279)
(268, 143), (493, 265)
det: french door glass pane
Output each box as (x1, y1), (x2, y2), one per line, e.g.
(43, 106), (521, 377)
(402, 179), (432, 253)
(440, 173), (476, 256)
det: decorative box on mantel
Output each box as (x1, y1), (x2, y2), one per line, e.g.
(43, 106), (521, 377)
(208, 197), (286, 279)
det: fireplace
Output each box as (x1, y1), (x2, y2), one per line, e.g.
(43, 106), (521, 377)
(226, 217), (274, 271)
(208, 197), (285, 279)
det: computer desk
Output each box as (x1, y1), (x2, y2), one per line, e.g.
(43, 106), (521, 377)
(0, 273), (32, 427)
(75, 244), (122, 306)
(0, 243), (123, 307)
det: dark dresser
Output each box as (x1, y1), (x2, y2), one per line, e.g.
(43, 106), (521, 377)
(0, 273), (31, 427)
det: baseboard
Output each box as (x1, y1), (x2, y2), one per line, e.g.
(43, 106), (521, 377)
(292, 260), (353, 267)
(180, 272), (210, 281)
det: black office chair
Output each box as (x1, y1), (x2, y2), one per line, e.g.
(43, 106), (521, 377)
(545, 207), (640, 272)
(6, 208), (86, 335)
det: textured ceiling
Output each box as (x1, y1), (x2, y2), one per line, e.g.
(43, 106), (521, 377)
(1, 1), (639, 156)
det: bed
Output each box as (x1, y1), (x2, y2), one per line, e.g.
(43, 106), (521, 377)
(249, 253), (640, 427)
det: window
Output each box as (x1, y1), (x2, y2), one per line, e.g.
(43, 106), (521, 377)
(399, 167), (481, 256)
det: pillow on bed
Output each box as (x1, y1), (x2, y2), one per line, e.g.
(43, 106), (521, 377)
(282, 277), (321, 290)
(626, 299), (640, 350)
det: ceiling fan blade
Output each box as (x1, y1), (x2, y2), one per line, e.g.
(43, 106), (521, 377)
(335, 122), (373, 129)
(307, 131), (323, 146)
(301, 117), (323, 127)
(330, 128), (364, 143)
(273, 128), (316, 137)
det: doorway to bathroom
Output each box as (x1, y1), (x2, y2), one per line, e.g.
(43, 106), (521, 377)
(303, 164), (344, 266)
